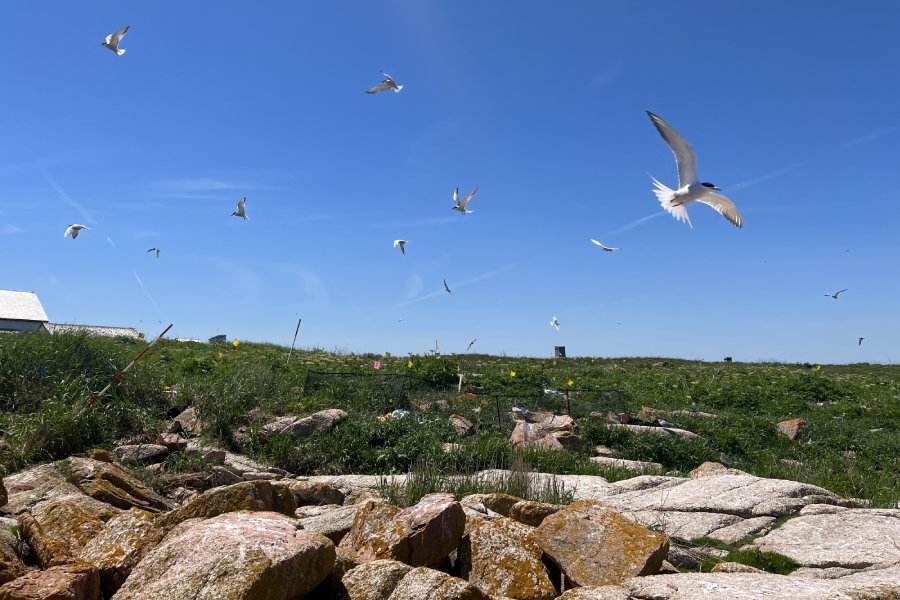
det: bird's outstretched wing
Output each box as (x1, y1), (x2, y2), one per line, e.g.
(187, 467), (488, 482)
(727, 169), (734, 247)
(835, 288), (848, 297)
(590, 239), (619, 251)
(366, 81), (392, 94)
(459, 187), (478, 210)
(107, 25), (129, 46)
(443, 279), (452, 294)
(647, 111), (698, 187)
(697, 192), (743, 228)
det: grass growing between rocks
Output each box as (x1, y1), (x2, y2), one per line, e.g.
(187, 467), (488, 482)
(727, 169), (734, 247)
(1, 332), (898, 508)
(379, 453), (575, 508)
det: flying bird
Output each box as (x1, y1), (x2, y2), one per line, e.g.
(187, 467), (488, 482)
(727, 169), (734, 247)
(467, 338), (477, 351)
(646, 111), (743, 228)
(147, 247), (160, 258)
(858, 337), (864, 346)
(232, 197), (248, 219)
(590, 239), (619, 252)
(825, 289), (848, 299)
(63, 224), (87, 239)
(550, 316), (560, 331)
(101, 25), (129, 56)
(393, 240), (407, 255)
(443, 278), (452, 294)
(452, 187), (478, 214)
(366, 71), (403, 94)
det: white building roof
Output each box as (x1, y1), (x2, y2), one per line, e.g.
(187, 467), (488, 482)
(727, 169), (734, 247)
(0, 290), (49, 322)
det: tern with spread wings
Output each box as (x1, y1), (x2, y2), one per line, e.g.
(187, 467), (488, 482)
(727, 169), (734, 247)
(590, 239), (619, 252)
(102, 26), (130, 56)
(366, 72), (403, 94)
(232, 197), (248, 220)
(452, 187), (478, 214)
(646, 111), (743, 228)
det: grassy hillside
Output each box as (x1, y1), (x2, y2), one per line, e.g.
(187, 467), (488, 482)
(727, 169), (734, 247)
(1, 332), (897, 507)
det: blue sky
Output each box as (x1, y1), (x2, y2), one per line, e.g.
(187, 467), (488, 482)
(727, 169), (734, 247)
(2, 1), (899, 363)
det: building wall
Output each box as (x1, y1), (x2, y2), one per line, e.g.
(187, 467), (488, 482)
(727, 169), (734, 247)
(0, 319), (44, 332)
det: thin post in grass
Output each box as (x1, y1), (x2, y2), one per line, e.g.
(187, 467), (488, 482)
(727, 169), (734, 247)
(79, 323), (173, 414)
(286, 317), (302, 364)
(495, 396), (502, 428)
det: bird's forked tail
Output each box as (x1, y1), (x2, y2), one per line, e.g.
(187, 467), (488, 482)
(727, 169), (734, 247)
(650, 176), (692, 228)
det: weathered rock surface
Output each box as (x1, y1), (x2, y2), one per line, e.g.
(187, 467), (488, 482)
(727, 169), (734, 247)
(710, 561), (765, 573)
(20, 499), (109, 567)
(535, 500), (669, 587)
(341, 559), (412, 600)
(751, 507), (900, 569)
(449, 414), (475, 437)
(560, 566), (900, 599)
(113, 444), (169, 465)
(172, 407), (201, 436)
(65, 458), (170, 513)
(160, 480), (296, 529)
(2, 464), (111, 516)
(510, 421), (563, 450)
(286, 480), (345, 506)
(111, 511), (335, 600)
(0, 519), (27, 584)
(154, 433), (187, 453)
(387, 566), (492, 600)
(77, 508), (164, 596)
(343, 561), (492, 600)
(689, 461), (747, 478)
(457, 517), (556, 600)
(0, 561), (100, 600)
(298, 504), (361, 545)
(509, 499), (563, 527)
(609, 423), (702, 441)
(339, 500), (402, 558)
(589, 457), (663, 472)
(261, 409), (349, 440)
(776, 418), (807, 441)
(0, 478), (6, 509)
(601, 473), (837, 517)
(345, 494), (465, 567)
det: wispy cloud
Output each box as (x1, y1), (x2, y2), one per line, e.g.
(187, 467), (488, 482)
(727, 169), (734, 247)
(365, 216), (462, 230)
(277, 266), (329, 303)
(405, 273), (424, 300)
(397, 264), (516, 307)
(590, 58), (623, 88)
(105, 236), (117, 249)
(147, 176), (281, 199)
(0, 153), (72, 178)
(48, 177), (97, 225)
(605, 212), (665, 236)
(133, 270), (165, 321)
(728, 159), (812, 193)
(839, 126), (900, 149)
(0, 224), (22, 235)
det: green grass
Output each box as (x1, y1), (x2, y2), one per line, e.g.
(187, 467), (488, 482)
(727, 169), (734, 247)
(1, 332), (898, 509)
(379, 453), (576, 508)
